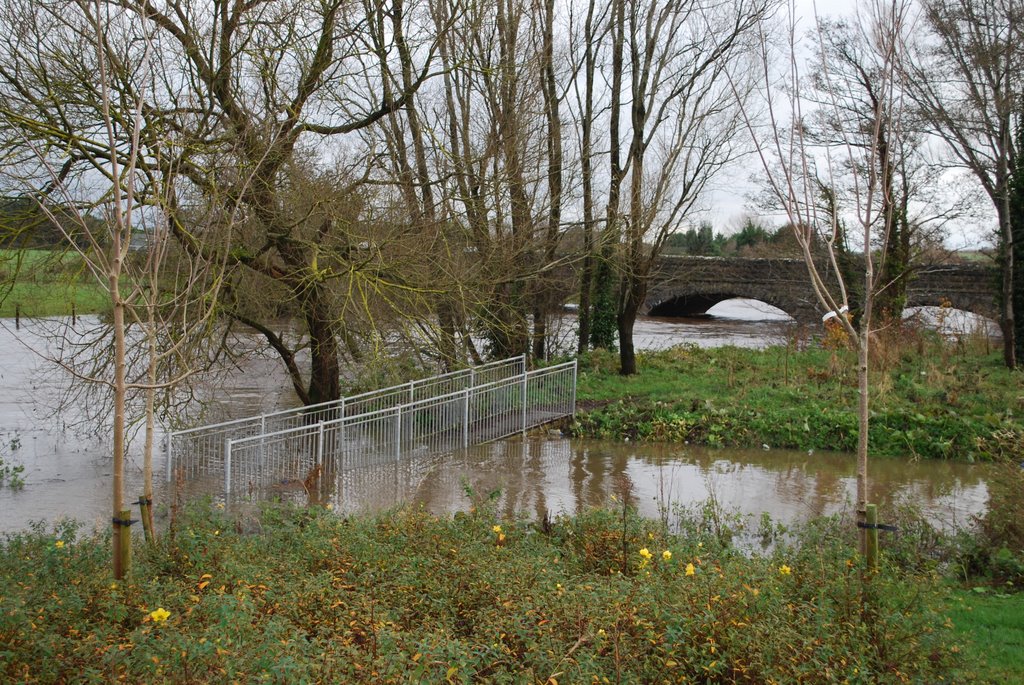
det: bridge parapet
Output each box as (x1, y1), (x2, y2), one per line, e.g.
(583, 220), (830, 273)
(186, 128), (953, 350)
(644, 256), (997, 325)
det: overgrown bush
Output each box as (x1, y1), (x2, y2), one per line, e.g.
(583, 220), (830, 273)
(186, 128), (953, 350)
(0, 434), (25, 490)
(0, 502), (967, 683)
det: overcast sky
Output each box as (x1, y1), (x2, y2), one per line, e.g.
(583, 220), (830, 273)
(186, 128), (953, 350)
(700, 0), (994, 251)
(701, 0), (854, 233)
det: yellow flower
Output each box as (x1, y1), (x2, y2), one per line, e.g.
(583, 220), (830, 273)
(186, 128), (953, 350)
(779, 564), (792, 576)
(325, 503), (334, 511)
(149, 607), (171, 623)
(639, 548), (653, 560)
(54, 540), (65, 549)
(662, 550), (672, 561)
(597, 629), (606, 637)
(492, 525), (502, 534)
(685, 562), (696, 577)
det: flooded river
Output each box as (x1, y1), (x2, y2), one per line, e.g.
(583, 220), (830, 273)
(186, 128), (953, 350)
(300, 438), (988, 533)
(0, 300), (996, 534)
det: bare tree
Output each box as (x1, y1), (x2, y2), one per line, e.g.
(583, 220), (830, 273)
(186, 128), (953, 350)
(806, 17), (915, 323)
(591, 0), (627, 354)
(407, 0), (566, 362)
(0, 0), (447, 407)
(0, 0), (225, 576)
(531, 0), (565, 360)
(609, 0), (771, 375)
(736, 0), (915, 552)
(906, 0), (1023, 367)
(567, 0), (612, 353)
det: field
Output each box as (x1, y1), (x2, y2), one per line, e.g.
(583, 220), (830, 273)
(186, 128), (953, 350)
(0, 248), (109, 318)
(945, 588), (1024, 681)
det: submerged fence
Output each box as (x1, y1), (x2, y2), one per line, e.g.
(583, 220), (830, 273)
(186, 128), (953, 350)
(166, 356), (576, 498)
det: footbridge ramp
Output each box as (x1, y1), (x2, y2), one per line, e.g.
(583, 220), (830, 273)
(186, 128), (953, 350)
(165, 356), (576, 501)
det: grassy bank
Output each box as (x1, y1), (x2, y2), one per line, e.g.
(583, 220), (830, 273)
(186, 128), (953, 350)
(0, 248), (109, 318)
(0, 502), (997, 684)
(945, 588), (1024, 682)
(571, 342), (1024, 461)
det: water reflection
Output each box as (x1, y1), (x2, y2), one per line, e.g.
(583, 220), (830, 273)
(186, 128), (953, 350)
(245, 438), (988, 533)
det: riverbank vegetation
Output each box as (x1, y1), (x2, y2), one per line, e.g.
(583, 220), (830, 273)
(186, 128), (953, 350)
(2, 499), (1020, 684)
(571, 336), (1024, 462)
(0, 437), (25, 490)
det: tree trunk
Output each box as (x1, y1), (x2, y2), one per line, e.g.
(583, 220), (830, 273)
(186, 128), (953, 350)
(873, 125), (912, 325)
(303, 286), (341, 406)
(615, 261), (643, 375)
(535, 0), (561, 364)
(617, 293), (639, 375)
(577, 249), (595, 353)
(592, 0), (626, 353)
(438, 303), (458, 371)
(856, 333), (870, 555)
(532, 306), (546, 361)
(142, 312), (157, 540)
(997, 198), (1017, 369)
(110, 266), (127, 579)
(575, 0), (601, 354)
(856, 190), (875, 557)
(1011, 112), (1024, 362)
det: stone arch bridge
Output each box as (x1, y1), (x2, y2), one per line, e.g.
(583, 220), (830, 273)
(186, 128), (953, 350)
(642, 256), (998, 325)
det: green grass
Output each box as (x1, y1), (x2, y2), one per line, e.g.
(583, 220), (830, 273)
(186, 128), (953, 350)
(944, 588), (1024, 683)
(0, 281), (109, 318)
(572, 342), (1024, 461)
(0, 503), (974, 684)
(0, 248), (110, 317)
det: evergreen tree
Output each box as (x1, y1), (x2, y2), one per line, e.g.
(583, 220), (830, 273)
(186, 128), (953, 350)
(735, 219), (770, 249)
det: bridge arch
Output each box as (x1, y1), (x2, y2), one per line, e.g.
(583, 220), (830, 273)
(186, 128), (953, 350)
(641, 256), (998, 327)
(647, 292), (796, 320)
(880, 260), (995, 321)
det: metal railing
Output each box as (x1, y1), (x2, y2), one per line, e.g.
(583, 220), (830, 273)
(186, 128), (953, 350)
(166, 355), (527, 482)
(215, 359), (576, 496)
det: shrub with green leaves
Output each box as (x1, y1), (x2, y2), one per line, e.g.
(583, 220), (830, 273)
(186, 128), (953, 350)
(572, 345), (1024, 461)
(0, 440), (25, 490)
(0, 502), (967, 683)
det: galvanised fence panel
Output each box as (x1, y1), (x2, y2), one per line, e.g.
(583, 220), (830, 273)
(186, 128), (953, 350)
(167, 355), (525, 482)
(175, 358), (576, 502)
(524, 362), (577, 423)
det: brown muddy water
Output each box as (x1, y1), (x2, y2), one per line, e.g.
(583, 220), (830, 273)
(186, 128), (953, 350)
(0, 300), (998, 534)
(257, 437), (989, 533)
